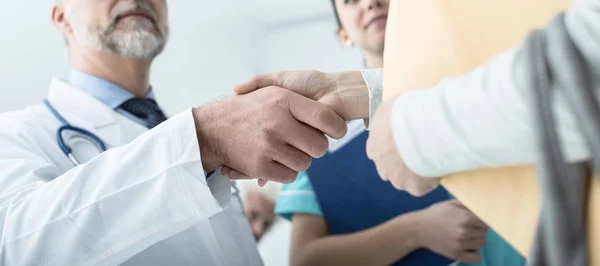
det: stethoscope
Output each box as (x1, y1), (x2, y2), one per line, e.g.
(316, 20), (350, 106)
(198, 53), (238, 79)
(44, 99), (107, 166)
(44, 99), (246, 214)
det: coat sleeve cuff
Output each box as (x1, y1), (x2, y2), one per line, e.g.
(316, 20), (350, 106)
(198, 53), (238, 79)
(360, 68), (384, 129)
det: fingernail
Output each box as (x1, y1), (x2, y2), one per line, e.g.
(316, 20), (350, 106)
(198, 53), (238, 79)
(258, 179), (268, 187)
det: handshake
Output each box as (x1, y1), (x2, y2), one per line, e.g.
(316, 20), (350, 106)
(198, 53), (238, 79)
(193, 70), (369, 183)
(193, 70), (439, 196)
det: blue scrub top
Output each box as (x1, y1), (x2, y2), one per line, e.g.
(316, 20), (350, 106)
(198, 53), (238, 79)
(276, 175), (525, 266)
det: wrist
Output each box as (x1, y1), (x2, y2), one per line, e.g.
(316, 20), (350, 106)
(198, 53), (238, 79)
(410, 210), (429, 248)
(329, 71), (369, 120)
(395, 211), (425, 250)
(192, 106), (221, 173)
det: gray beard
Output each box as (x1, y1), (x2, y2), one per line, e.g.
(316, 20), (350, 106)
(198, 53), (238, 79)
(75, 18), (169, 60)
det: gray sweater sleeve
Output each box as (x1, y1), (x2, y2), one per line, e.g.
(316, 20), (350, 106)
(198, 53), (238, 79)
(389, 0), (599, 177)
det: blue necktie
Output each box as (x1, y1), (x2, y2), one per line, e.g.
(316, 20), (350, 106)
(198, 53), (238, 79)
(119, 98), (167, 129)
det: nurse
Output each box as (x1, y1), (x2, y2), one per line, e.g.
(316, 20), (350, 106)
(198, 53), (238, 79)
(245, 0), (525, 265)
(0, 1), (348, 265)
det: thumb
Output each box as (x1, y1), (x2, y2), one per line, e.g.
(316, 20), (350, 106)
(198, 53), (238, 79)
(233, 73), (282, 95)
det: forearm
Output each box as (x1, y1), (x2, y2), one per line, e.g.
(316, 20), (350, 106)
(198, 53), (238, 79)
(292, 212), (420, 266)
(329, 71), (371, 120)
(327, 69), (383, 126)
(391, 0), (599, 177)
(0, 110), (227, 265)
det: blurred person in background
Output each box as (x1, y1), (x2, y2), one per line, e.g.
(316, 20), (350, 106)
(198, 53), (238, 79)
(237, 180), (292, 266)
(237, 180), (281, 241)
(268, 0), (524, 265)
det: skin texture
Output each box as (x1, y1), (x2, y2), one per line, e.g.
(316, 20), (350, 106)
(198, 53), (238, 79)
(194, 86), (347, 181)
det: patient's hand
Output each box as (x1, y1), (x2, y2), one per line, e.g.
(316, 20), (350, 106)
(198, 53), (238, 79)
(367, 97), (441, 196)
(415, 199), (488, 264)
(234, 70), (370, 121)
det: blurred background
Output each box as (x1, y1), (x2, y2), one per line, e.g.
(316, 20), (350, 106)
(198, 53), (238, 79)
(0, 0), (363, 114)
(0, 1), (365, 265)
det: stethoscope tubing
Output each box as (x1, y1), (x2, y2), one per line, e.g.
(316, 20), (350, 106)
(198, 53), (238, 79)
(43, 99), (107, 165)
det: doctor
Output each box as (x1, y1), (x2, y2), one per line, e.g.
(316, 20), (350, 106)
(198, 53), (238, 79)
(0, 0), (348, 265)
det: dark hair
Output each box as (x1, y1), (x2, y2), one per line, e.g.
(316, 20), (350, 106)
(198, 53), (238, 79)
(330, 0), (342, 29)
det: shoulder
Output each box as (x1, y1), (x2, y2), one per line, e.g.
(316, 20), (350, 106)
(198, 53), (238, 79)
(0, 104), (51, 141)
(0, 104), (44, 129)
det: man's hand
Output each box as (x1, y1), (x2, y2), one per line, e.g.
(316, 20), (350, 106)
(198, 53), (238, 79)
(234, 71), (370, 120)
(415, 200), (488, 264)
(193, 86), (347, 184)
(366, 98), (440, 196)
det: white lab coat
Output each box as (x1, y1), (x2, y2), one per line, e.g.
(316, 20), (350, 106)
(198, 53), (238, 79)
(0, 79), (263, 266)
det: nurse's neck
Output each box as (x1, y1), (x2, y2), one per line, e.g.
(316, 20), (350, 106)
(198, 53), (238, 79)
(69, 48), (152, 98)
(364, 52), (384, 69)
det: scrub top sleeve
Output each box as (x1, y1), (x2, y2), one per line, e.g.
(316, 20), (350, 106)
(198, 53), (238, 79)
(275, 172), (324, 221)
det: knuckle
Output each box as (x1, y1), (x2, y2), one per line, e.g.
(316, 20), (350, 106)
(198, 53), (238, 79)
(251, 75), (262, 86)
(307, 70), (322, 82)
(450, 247), (462, 258)
(271, 94), (293, 110)
(270, 87), (290, 100)
(457, 228), (468, 238)
(261, 89), (284, 104)
(254, 154), (272, 172)
(459, 213), (472, 225)
(261, 120), (281, 138)
(264, 146), (279, 160)
(274, 72), (286, 84)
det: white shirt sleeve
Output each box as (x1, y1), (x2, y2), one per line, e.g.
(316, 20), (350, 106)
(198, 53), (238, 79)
(0, 109), (228, 265)
(360, 68), (384, 128)
(390, 0), (599, 177)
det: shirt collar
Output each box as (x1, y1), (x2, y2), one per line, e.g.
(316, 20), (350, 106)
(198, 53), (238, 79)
(68, 68), (155, 109)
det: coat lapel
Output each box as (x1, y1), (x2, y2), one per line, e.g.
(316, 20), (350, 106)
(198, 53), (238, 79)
(46, 78), (149, 150)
